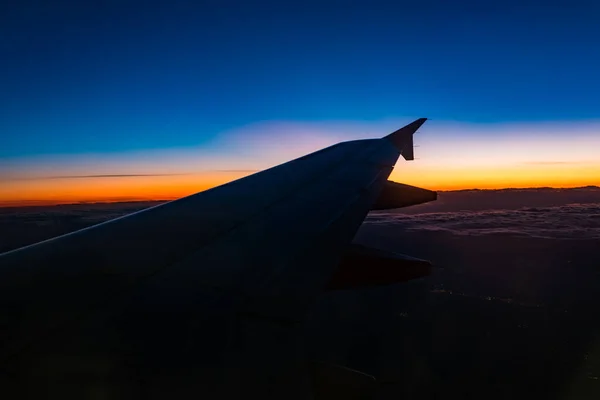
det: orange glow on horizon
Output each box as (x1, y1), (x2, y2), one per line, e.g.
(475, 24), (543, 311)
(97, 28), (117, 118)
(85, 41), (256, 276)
(1, 165), (598, 207)
(0, 171), (254, 207)
(389, 162), (600, 191)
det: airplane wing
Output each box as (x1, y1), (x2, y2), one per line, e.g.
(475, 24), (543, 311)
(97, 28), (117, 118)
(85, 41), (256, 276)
(0, 118), (433, 399)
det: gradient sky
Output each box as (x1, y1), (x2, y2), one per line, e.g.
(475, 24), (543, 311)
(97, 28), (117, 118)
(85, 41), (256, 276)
(1, 0), (600, 206)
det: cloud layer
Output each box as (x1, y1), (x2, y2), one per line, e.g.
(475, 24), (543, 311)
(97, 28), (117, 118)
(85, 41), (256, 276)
(367, 203), (600, 240)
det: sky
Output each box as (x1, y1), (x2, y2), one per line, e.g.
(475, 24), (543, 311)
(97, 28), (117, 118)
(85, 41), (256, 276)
(1, 0), (599, 206)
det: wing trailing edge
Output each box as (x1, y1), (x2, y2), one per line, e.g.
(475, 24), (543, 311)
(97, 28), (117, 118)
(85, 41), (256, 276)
(371, 180), (437, 210)
(326, 244), (432, 290)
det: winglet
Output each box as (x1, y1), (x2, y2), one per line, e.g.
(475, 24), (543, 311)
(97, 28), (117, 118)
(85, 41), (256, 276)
(384, 117), (427, 160)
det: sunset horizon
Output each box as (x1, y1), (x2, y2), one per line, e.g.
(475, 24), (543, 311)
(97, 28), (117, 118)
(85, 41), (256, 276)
(3, 1), (600, 212)
(1, 180), (598, 208)
(3, 117), (599, 208)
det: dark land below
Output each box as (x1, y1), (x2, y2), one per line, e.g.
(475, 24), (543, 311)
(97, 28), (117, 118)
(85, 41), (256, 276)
(2, 186), (600, 399)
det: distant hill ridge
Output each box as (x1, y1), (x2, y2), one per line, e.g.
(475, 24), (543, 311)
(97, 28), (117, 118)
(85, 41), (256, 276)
(439, 185), (600, 193)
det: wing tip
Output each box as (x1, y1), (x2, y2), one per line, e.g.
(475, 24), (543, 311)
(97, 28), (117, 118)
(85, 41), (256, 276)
(384, 117), (427, 159)
(384, 117), (427, 142)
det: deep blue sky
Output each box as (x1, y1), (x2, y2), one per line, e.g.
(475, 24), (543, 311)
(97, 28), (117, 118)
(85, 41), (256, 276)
(2, 0), (600, 158)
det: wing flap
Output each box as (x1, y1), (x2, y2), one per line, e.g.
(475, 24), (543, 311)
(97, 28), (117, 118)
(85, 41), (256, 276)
(326, 243), (432, 290)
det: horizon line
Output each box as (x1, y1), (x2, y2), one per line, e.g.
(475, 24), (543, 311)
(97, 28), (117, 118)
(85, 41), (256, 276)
(1, 185), (598, 209)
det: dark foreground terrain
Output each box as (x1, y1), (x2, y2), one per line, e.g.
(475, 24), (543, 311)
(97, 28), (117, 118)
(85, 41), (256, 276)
(1, 187), (600, 399)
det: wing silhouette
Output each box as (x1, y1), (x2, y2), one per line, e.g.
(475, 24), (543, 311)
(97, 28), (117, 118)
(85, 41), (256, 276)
(0, 118), (432, 399)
